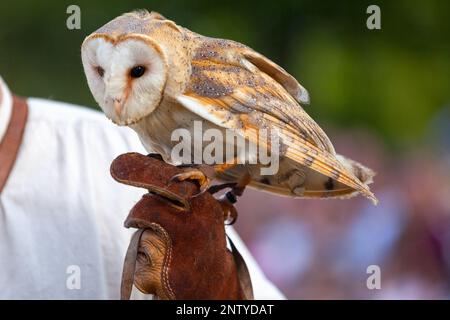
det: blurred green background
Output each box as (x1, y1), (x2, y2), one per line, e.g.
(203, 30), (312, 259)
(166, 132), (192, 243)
(1, 0), (449, 150)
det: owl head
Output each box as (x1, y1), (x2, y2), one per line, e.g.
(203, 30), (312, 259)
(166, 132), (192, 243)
(81, 11), (168, 125)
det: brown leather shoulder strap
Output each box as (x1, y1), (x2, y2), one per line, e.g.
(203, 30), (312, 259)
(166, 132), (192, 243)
(0, 95), (28, 193)
(228, 235), (254, 300)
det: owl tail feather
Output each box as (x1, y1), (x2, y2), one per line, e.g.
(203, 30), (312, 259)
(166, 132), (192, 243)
(335, 154), (375, 186)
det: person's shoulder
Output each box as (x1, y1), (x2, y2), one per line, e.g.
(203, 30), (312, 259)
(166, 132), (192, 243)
(26, 97), (145, 153)
(28, 97), (112, 125)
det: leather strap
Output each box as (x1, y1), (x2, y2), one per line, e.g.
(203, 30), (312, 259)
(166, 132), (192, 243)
(121, 228), (146, 300)
(228, 235), (254, 300)
(0, 96), (28, 194)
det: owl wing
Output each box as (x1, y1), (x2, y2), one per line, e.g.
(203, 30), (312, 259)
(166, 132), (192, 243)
(241, 47), (310, 106)
(176, 38), (377, 203)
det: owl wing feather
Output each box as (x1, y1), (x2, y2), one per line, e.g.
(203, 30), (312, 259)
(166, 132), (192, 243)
(241, 49), (310, 105)
(188, 37), (335, 153)
(176, 38), (377, 203)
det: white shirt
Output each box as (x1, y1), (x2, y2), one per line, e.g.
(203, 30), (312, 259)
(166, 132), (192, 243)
(0, 77), (283, 299)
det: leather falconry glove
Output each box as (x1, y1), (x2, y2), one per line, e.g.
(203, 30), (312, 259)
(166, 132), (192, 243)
(110, 152), (254, 300)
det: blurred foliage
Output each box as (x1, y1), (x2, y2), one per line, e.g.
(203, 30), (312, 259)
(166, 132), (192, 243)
(0, 0), (449, 149)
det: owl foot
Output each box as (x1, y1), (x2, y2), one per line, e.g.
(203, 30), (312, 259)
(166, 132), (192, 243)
(218, 191), (239, 225)
(217, 171), (252, 224)
(169, 168), (211, 197)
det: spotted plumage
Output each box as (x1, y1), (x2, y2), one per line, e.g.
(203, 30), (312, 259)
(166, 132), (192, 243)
(81, 10), (377, 204)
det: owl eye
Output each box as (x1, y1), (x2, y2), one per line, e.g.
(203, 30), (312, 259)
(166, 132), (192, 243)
(95, 66), (104, 77)
(130, 66), (146, 78)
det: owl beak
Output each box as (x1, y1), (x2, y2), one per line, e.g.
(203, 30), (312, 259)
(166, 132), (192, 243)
(113, 98), (124, 117)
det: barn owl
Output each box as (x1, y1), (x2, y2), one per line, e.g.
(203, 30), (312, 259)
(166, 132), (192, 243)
(81, 10), (377, 204)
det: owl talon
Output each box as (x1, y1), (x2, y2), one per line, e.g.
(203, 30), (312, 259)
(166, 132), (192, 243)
(169, 169), (211, 197)
(190, 183), (211, 198)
